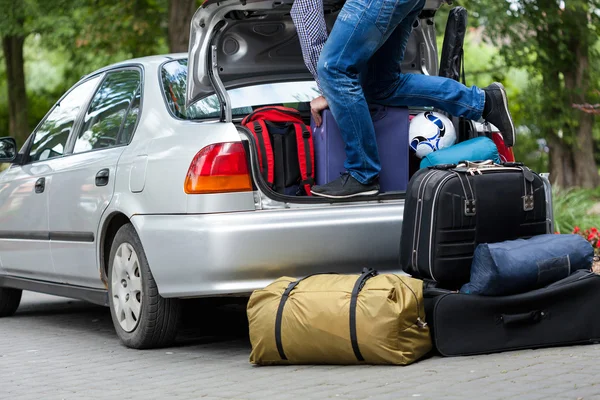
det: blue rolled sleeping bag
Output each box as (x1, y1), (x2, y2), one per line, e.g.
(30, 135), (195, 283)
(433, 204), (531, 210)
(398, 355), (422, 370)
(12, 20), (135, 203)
(460, 234), (594, 296)
(420, 136), (501, 169)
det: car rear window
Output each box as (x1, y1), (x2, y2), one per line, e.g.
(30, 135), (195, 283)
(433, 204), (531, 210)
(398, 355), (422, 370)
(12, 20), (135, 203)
(161, 59), (320, 120)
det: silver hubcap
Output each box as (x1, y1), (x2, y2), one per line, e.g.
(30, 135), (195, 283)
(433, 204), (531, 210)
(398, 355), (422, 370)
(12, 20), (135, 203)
(111, 243), (142, 332)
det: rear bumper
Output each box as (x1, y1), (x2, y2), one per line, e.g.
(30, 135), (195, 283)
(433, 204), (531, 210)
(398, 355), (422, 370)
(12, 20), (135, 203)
(132, 203), (405, 298)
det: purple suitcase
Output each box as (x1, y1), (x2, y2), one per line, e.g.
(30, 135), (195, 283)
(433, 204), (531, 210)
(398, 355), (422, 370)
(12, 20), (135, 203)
(310, 105), (410, 193)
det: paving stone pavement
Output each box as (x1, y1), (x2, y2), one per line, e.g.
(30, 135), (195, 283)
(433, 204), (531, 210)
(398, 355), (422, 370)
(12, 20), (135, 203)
(1, 291), (600, 400)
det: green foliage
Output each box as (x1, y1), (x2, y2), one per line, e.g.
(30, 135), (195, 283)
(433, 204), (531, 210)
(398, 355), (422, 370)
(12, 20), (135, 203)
(459, 0), (600, 128)
(436, 4), (551, 171)
(0, 0), (75, 37)
(0, 0), (169, 144)
(447, 0), (600, 186)
(0, 36), (72, 140)
(57, 0), (169, 82)
(553, 186), (600, 234)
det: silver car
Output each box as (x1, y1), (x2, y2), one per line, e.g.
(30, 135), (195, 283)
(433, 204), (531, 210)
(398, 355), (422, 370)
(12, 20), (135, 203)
(0, 0), (516, 348)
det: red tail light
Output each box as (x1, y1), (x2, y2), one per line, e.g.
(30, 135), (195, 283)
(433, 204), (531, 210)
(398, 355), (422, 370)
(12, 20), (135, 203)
(184, 142), (252, 194)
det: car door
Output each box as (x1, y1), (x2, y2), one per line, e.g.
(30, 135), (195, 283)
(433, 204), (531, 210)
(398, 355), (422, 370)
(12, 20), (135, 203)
(47, 68), (142, 288)
(0, 75), (102, 281)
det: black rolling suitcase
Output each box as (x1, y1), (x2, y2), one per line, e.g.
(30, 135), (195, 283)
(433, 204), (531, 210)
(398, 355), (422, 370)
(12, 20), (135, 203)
(400, 161), (550, 288)
(424, 270), (600, 357)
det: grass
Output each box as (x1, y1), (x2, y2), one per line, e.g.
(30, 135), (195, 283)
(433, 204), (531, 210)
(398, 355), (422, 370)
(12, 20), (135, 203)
(553, 186), (600, 234)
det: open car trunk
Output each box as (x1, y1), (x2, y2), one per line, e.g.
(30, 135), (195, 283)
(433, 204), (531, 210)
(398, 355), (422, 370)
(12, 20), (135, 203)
(186, 0), (450, 203)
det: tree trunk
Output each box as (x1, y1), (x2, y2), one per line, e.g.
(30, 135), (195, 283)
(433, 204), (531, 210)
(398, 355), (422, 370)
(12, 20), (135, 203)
(2, 35), (28, 146)
(168, 0), (197, 53)
(563, 32), (600, 189)
(547, 133), (575, 189)
(572, 112), (600, 188)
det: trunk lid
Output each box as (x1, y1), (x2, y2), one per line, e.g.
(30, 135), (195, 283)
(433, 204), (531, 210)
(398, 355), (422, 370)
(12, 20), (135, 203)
(186, 0), (448, 115)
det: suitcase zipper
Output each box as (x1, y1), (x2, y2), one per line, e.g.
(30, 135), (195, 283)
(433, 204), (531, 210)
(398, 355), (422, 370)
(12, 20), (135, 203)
(412, 171), (438, 267)
(460, 166), (523, 174)
(426, 174), (455, 281)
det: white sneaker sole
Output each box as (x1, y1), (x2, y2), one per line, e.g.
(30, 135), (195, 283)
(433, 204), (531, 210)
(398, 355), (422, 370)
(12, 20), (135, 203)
(310, 189), (380, 199)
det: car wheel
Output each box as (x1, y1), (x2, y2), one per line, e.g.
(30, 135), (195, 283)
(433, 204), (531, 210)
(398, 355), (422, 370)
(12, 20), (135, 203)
(108, 223), (181, 349)
(0, 288), (22, 317)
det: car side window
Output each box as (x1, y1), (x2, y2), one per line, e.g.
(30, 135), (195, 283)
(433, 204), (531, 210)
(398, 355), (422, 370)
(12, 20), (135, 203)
(28, 76), (101, 162)
(73, 69), (141, 154)
(119, 88), (141, 145)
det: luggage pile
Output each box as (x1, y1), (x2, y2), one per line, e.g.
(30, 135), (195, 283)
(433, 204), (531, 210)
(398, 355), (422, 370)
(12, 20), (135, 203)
(400, 160), (600, 357)
(244, 5), (600, 365)
(246, 159), (600, 365)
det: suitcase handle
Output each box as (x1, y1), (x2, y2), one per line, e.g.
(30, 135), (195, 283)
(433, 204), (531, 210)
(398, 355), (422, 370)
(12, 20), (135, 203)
(428, 163), (458, 170)
(457, 160), (495, 168)
(499, 310), (545, 326)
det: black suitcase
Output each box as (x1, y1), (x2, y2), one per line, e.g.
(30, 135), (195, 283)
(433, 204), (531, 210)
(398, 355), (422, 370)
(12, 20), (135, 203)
(400, 161), (550, 288)
(424, 270), (600, 357)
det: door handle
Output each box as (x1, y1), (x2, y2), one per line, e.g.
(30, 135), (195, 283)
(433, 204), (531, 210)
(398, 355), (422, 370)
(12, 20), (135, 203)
(35, 177), (45, 194)
(95, 169), (109, 187)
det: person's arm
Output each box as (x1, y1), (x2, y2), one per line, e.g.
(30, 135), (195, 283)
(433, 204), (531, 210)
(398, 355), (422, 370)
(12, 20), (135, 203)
(290, 0), (328, 94)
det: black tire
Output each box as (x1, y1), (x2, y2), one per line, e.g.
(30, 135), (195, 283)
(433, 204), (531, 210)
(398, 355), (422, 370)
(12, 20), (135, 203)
(108, 223), (181, 349)
(0, 287), (22, 317)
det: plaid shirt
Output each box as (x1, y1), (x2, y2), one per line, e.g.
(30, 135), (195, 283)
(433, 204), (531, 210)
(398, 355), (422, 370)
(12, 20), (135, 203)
(290, 0), (328, 94)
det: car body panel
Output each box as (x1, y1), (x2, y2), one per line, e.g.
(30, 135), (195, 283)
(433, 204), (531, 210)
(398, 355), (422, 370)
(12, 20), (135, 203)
(131, 201), (405, 297)
(0, 0), (544, 306)
(0, 163), (55, 280)
(47, 147), (125, 288)
(105, 64), (256, 217)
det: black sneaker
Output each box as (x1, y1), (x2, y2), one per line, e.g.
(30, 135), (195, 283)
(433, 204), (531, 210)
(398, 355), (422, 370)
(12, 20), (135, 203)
(311, 173), (380, 199)
(483, 82), (516, 147)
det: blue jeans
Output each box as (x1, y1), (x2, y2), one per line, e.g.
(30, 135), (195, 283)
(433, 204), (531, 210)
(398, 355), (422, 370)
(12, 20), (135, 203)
(317, 0), (486, 184)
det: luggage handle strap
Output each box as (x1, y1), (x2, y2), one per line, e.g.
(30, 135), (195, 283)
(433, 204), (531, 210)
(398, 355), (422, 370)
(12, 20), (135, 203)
(274, 268), (378, 362)
(274, 271), (339, 361)
(519, 166), (536, 212)
(457, 159), (495, 169)
(498, 310), (546, 326)
(453, 161), (536, 213)
(454, 172), (476, 216)
(349, 268), (379, 362)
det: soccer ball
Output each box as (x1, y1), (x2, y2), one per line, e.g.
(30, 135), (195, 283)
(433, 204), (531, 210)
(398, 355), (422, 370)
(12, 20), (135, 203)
(409, 111), (456, 158)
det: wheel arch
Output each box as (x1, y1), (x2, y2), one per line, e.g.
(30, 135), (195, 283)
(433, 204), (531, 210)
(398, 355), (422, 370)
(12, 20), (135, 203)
(99, 212), (132, 287)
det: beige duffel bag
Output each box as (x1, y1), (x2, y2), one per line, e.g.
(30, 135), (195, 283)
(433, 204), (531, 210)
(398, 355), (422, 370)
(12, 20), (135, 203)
(247, 269), (432, 365)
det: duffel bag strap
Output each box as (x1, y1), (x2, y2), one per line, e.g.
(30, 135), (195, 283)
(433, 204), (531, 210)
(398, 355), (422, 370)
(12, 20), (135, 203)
(274, 271), (339, 361)
(274, 268), (378, 362)
(349, 268), (379, 362)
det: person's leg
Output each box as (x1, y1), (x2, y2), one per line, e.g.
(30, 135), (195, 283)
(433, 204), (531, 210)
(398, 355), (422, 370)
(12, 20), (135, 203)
(361, 0), (425, 100)
(312, 0), (424, 198)
(361, 0), (515, 145)
(369, 71), (514, 146)
(361, 0), (484, 119)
